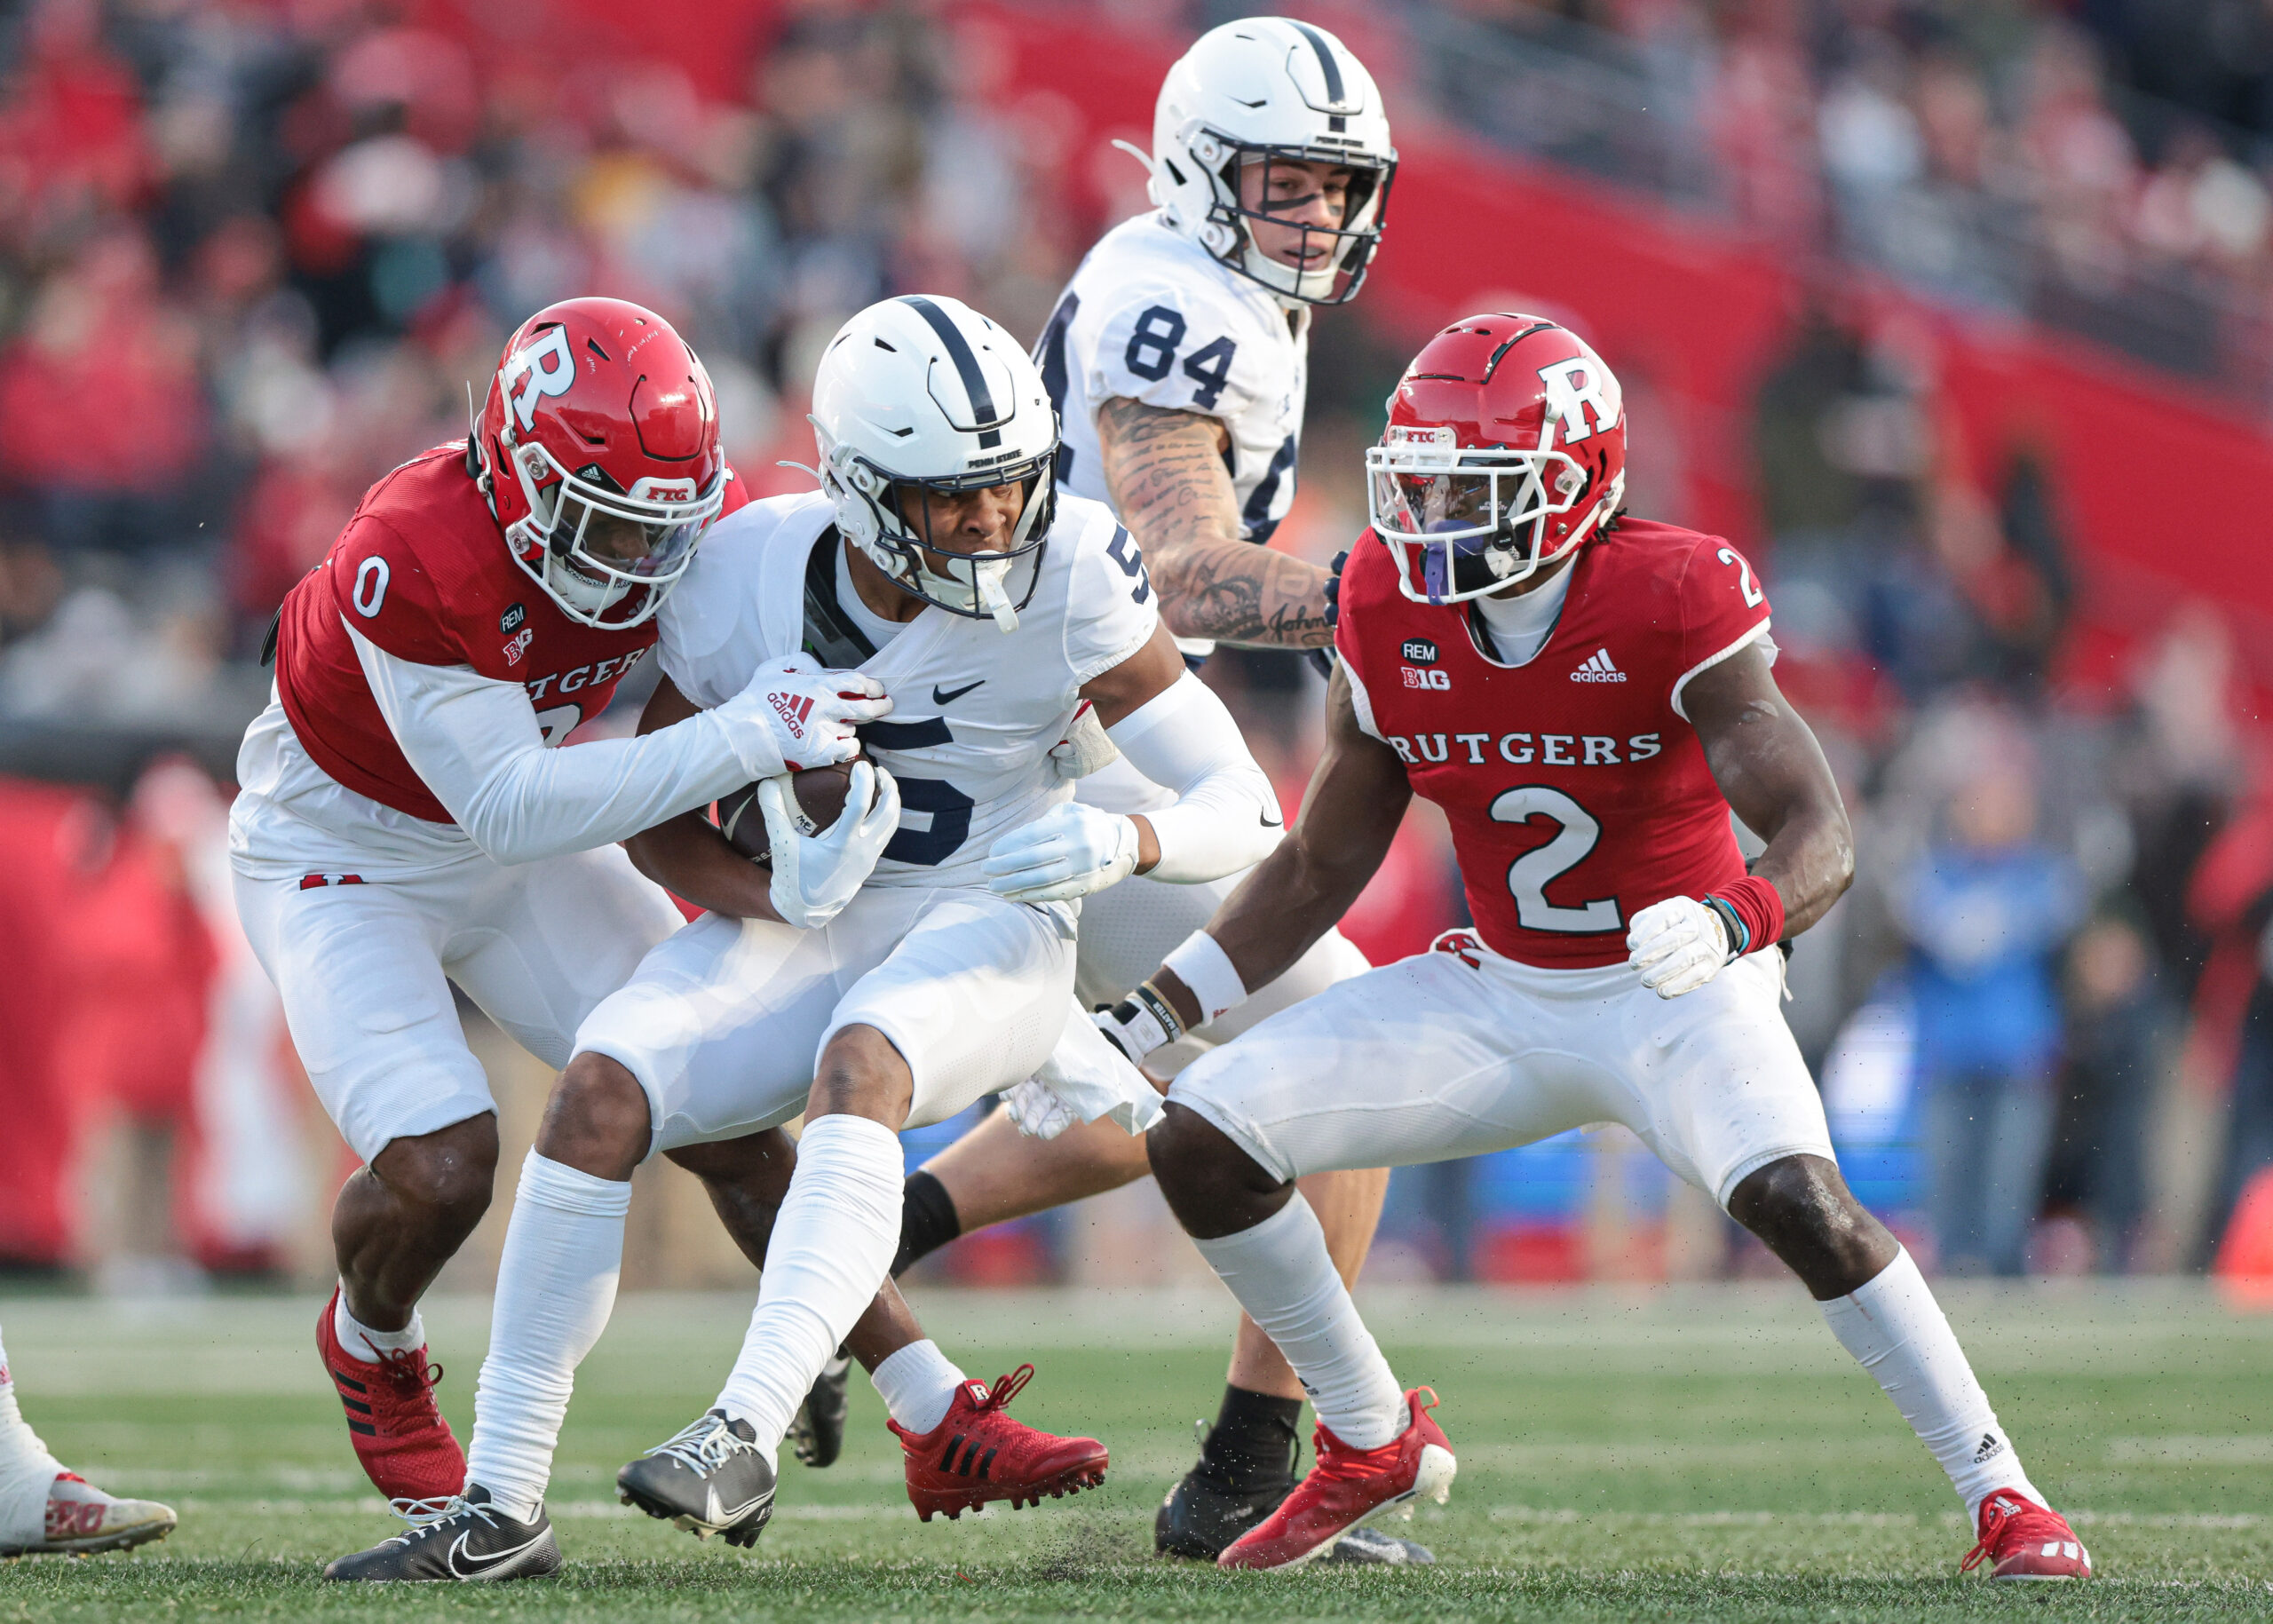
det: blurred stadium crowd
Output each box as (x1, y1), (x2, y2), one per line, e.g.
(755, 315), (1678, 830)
(1, 0), (2270, 1295)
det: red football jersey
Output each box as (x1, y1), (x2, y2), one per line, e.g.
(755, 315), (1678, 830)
(1334, 516), (1771, 969)
(275, 444), (741, 823)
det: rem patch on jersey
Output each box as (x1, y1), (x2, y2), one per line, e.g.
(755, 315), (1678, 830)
(1402, 666), (1451, 690)
(500, 602), (527, 633)
(1402, 638), (1439, 664)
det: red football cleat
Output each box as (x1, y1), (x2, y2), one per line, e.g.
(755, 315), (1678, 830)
(1217, 1389), (1455, 1572)
(316, 1287), (464, 1506)
(889, 1364), (1108, 1522)
(1962, 1488), (2093, 1580)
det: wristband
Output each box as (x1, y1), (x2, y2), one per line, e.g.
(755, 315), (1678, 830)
(1162, 931), (1248, 1026)
(1707, 875), (1785, 961)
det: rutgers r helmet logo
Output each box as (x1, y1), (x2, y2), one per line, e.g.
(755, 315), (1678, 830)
(1538, 351), (1621, 444)
(504, 326), (577, 432)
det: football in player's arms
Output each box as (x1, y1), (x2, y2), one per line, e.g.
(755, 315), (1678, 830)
(1097, 314), (2094, 1582)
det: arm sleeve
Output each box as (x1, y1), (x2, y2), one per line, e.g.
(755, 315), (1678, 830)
(1081, 280), (1265, 422)
(350, 623), (756, 867)
(1107, 670), (1283, 883)
(1669, 536), (1775, 721)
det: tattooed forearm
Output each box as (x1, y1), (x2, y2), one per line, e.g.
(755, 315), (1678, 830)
(1096, 397), (1333, 649)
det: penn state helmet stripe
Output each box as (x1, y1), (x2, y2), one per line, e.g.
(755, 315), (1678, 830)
(899, 296), (1002, 430)
(1289, 20), (1346, 106)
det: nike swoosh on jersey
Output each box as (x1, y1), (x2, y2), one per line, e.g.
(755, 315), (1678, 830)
(1261, 811), (1283, 827)
(448, 1529), (548, 1578)
(932, 679), (985, 705)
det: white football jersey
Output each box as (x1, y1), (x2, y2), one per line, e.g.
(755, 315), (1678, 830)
(1037, 212), (1307, 575)
(658, 489), (1159, 892)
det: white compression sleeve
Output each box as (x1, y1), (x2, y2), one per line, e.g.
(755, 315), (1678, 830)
(1190, 1196), (1406, 1451)
(1818, 1248), (2043, 1518)
(714, 1115), (903, 1463)
(1107, 672), (1282, 883)
(0, 1324), (63, 1550)
(465, 1152), (632, 1522)
(351, 625), (761, 867)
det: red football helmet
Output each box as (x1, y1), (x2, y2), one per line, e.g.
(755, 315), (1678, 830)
(1366, 313), (1627, 604)
(472, 297), (726, 628)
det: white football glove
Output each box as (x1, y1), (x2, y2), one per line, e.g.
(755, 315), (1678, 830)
(981, 801), (1140, 903)
(713, 653), (891, 779)
(759, 759), (900, 930)
(1626, 894), (1730, 999)
(1002, 1077), (1079, 1141)
(1049, 700), (1120, 780)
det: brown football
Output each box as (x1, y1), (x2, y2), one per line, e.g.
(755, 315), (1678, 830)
(715, 757), (859, 863)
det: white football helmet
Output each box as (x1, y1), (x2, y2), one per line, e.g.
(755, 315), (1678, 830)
(1139, 17), (1396, 306)
(808, 295), (1058, 633)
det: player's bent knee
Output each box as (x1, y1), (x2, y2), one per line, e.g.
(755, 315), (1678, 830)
(371, 1113), (499, 1219)
(1147, 1102), (1287, 1239)
(536, 1053), (655, 1181)
(1728, 1153), (1897, 1297)
(810, 1025), (915, 1127)
(668, 1129), (797, 1208)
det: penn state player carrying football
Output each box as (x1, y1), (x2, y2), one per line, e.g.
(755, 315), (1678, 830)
(817, 19), (1423, 1565)
(1098, 315), (2094, 1579)
(231, 297), (887, 1513)
(323, 294), (1287, 1580)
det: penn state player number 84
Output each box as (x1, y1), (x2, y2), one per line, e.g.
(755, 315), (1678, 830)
(1489, 785), (1620, 933)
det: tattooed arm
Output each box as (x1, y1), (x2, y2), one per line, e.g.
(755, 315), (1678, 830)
(1095, 396), (1333, 649)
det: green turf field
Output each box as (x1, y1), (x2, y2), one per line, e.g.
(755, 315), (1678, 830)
(0, 1280), (2266, 1620)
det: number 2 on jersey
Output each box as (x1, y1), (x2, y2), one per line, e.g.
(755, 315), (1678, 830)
(1716, 546), (1764, 607)
(1489, 785), (1622, 933)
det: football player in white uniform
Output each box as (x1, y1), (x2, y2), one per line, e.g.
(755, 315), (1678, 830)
(325, 294), (1287, 1581)
(863, 19), (1422, 1563)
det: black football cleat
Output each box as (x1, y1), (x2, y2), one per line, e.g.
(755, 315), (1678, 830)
(322, 1485), (560, 1582)
(617, 1409), (775, 1548)
(1155, 1424), (1435, 1566)
(790, 1353), (851, 1468)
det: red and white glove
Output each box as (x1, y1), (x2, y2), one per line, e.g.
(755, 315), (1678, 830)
(714, 653), (891, 778)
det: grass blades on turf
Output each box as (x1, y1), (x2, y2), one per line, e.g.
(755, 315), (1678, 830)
(0, 1281), (2267, 1621)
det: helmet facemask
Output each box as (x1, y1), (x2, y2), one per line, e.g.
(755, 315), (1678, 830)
(1184, 130), (1395, 306)
(502, 435), (725, 629)
(819, 423), (1054, 634)
(1366, 424), (1621, 606)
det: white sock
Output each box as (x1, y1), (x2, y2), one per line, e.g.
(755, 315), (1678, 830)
(1818, 1248), (2043, 1518)
(1191, 1196), (1406, 1450)
(336, 1290), (426, 1364)
(870, 1340), (966, 1436)
(0, 1326), (65, 1550)
(463, 1152), (631, 1522)
(714, 1114), (903, 1467)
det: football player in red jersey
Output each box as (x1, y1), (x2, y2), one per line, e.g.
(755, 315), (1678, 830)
(1096, 315), (2093, 1580)
(231, 297), (891, 1512)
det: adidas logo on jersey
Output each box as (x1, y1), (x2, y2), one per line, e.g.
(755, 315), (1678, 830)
(1570, 647), (1627, 683)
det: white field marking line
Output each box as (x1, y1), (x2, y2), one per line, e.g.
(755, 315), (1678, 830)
(2107, 1436), (2273, 1463)
(167, 1497), (967, 1523)
(1486, 1507), (2269, 1531)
